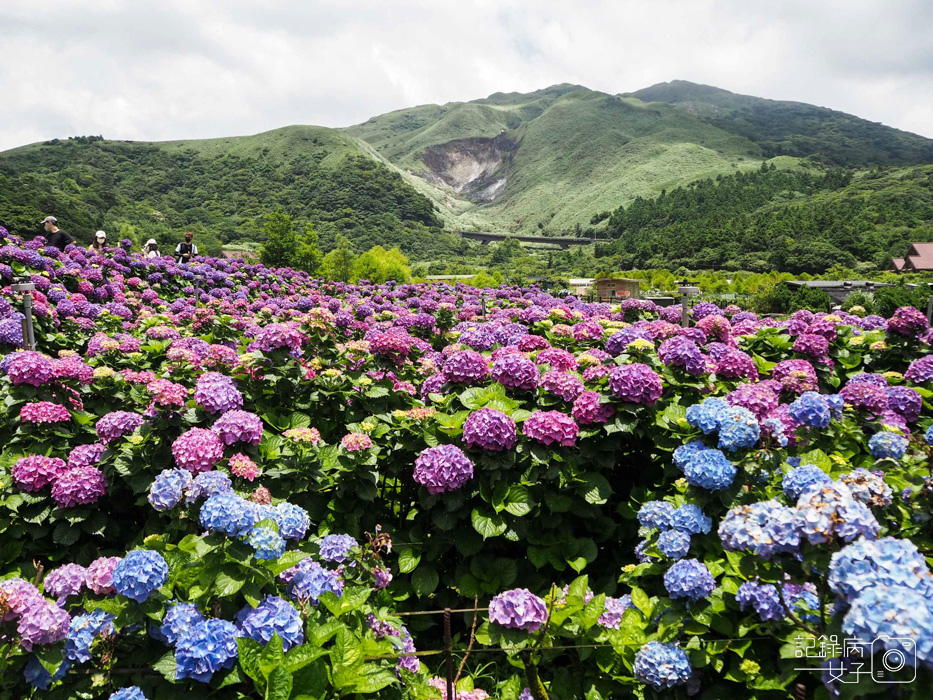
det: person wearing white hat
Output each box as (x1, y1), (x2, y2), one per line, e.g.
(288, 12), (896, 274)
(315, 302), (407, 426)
(143, 239), (161, 258)
(88, 230), (107, 254)
(40, 216), (75, 252)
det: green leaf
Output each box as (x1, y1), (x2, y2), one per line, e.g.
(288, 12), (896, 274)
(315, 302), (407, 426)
(34, 645), (64, 676)
(503, 485), (534, 516)
(412, 566), (439, 596)
(153, 650), (177, 683)
(52, 521), (80, 546)
(346, 666), (398, 693)
(265, 665), (293, 700)
(630, 587), (651, 617)
(397, 547), (421, 574)
(260, 633), (285, 677)
(471, 508), (507, 539)
(284, 645), (327, 673)
(214, 564), (246, 597)
(578, 473), (612, 505)
(238, 637), (265, 684)
(288, 412), (311, 428)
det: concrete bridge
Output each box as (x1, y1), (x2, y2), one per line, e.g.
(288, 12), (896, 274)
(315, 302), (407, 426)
(454, 230), (609, 249)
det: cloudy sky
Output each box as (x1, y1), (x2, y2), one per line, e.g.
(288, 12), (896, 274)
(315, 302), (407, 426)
(1, 0), (931, 151)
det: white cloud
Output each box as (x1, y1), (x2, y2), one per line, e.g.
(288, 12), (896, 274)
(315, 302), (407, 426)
(0, 0), (931, 151)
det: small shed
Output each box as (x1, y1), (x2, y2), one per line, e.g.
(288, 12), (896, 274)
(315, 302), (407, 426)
(568, 278), (595, 296)
(784, 280), (893, 304)
(594, 277), (641, 300)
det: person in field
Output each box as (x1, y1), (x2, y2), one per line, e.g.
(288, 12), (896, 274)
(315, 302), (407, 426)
(40, 216), (75, 251)
(174, 232), (197, 264)
(144, 239), (161, 258)
(88, 230), (107, 254)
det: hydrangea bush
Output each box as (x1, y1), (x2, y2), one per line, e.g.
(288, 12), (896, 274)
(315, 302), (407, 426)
(0, 235), (932, 696)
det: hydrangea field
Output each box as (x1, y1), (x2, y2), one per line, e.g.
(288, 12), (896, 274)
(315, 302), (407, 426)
(0, 233), (932, 699)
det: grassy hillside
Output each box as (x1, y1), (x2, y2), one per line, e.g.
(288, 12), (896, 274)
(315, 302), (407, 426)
(598, 162), (933, 273)
(626, 80), (933, 166)
(346, 86), (767, 235)
(0, 127), (474, 260)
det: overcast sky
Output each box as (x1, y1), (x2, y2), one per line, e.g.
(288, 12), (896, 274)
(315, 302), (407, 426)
(1, 0), (931, 151)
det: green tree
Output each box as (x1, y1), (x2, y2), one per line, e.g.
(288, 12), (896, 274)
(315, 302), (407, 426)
(259, 210), (298, 269)
(352, 245), (411, 284)
(293, 225), (323, 274)
(321, 235), (356, 282)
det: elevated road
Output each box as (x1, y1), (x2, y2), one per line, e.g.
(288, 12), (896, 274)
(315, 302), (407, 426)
(454, 231), (609, 249)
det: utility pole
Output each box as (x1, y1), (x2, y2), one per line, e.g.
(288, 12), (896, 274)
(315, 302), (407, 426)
(11, 278), (36, 351)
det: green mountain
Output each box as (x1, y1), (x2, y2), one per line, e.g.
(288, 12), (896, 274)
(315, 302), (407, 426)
(345, 85), (767, 235)
(0, 127), (469, 260)
(624, 80), (933, 166)
(598, 162), (933, 273)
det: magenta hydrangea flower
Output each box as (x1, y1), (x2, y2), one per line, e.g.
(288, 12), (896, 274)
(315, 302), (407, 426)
(540, 371), (584, 401)
(341, 432), (373, 451)
(608, 363), (663, 404)
(67, 443), (107, 470)
(714, 350), (758, 380)
(96, 411), (145, 444)
(413, 444), (474, 494)
(12, 455), (66, 492)
(212, 410), (263, 446)
(20, 402), (71, 424)
(229, 453), (260, 481)
(443, 350), (489, 384)
(85, 556), (122, 595)
(522, 410), (579, 447)
(146, 379), (188, 407)
(793, 333), (829, 358)
(7, 351), (55, 386)
(726, 382), (780, 420)
(839, 382), (888, 415)
(462, 408), (518, 452)
(488, 588), (548, 632)
(887, 306), (929, 337)
(771, 360), (817, 394)
(491, 354), (539, 391)
(572, 390), (616, 425)
(536, 347), (577, 371)
(51, 466), (107, 508)
(172, 428), (225, 473)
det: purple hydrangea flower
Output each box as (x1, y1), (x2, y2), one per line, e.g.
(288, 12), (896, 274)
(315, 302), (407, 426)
(96, 411), (145, 444)
(608, 363), (663, 404)
(491, 354), (539, 391)
(488, 588), (548, 632)
(443, 350), (489, 384)
(521, 410), (579, 447)
(44, 564), (88, 604)
(51, 466), (107, 507)
(236, 595), (303, 650)
(319, 534), (358, 563)
(194, 372), (243, 414)
(736, 581), (784, 621)
(172, 428), (225, 473)
(462, 408), (518, 452)
(413, 444), (474, 494)
(211, 410), (263, 446)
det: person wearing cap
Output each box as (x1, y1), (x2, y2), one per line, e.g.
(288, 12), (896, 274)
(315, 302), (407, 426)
(40, 216), (75, 252)
(143, 239), (161, 258)
(174, 232), (197, 264)
(88, 230), (107, 254)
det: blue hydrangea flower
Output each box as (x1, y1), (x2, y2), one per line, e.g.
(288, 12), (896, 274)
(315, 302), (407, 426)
(841, 468), (893, 507)
(788, 391), (832, 429)
(287, 560), (344, 605)
(717, 406), (760, 452)
(825, 394), (844, 419)
(174, 618), (240, 682)
(236, 595), (304, 650)
(148, 468), (193, 511)
(718, 500), (800, 559)
(24, 655), (71, 690)
(637, 501), (675, 530)
(842, 585), (933, 666)
(670, 504), (711, 534)
(673, 440), (707, 471)
(926, 424), (933, 445)
(783, 583), (820, 622)
(736, 580), (784, 621)
(829, 537), (933, 601)
(868, 431), (908, 460)
(199, 494), (258, 538)
(682, 448), (737, 491)
(157, 602), (205, 646)
(686, 397), (729, 434)
(663, 558), (715, 600)
(794, 482), (880, 545)
(112, 550), (168, 602)
(110, 688), (147, 700)
(185, 470), (232, 503)
(65, 609), (114, 663)
(633, 642), (692, 690)
(248, 526), (286, 560)
(761, 417), (788, 446)
(273, 502), (310, 540)
(782, 465), (832, 500)
(657, 530), (691, 559)
(319, 534), (358, 563)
